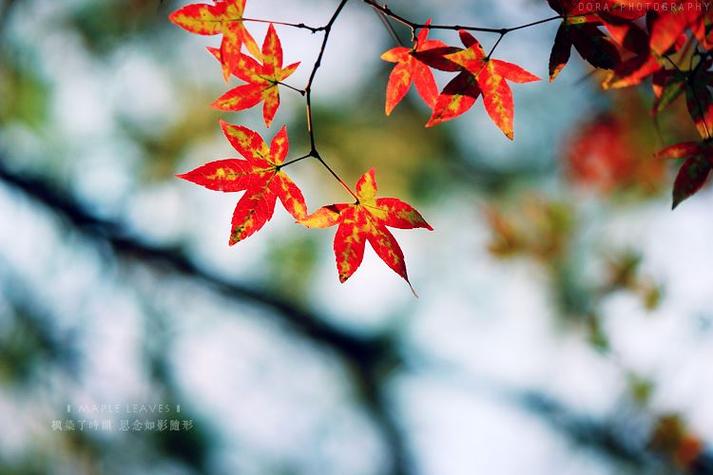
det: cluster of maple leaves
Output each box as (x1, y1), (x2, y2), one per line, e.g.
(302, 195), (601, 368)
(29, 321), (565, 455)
(545, 0), (713, 209)
(170, 0), (713, 289)
(170, 0), (432, 290)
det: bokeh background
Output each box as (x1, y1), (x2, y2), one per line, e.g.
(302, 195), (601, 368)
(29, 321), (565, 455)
(1, 0), (713, 473)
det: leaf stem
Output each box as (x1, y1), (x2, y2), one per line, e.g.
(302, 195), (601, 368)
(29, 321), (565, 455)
(485, 32), (506, 61)
(297, 0), (359, 201)
(279, 153), (312, 169)
(277, 81), (306, 95)
(242, 17), (324, 33)
(315, 152), (360, 202)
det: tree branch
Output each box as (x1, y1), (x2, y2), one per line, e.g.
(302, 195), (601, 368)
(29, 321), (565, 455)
(0, 157), (416, 473)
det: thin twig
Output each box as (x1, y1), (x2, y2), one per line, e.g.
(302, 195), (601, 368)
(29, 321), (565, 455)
(372, 5), (405, 46)
(362, 0), (562, 35)
(276, 80), (306, 95)
(293, 0), (360, 201)
(242, 17), (324, 33)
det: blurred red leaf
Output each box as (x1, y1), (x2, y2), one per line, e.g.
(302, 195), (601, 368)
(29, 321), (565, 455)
(565, 114), (665, 194)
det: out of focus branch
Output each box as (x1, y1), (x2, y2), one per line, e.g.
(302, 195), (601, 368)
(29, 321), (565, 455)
(0, 159), (414, 474)
(0, 161), (382, 362)
(4, 162), (710, 475)
(411, 352), (713, 475)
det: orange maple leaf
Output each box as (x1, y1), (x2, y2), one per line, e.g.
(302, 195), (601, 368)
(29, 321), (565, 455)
(381, 19), (447, 115)
(178, 121), (307, 244)
(212, 24), (300, 127)
(169, 0), (261, 81)
(426, 31), (540, 139)
(300, 169), (432, 290)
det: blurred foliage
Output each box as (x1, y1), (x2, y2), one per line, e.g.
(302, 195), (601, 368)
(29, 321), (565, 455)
(485, 192), (663, 350)
(485, 196), (574, 262)
(562, 88), (671, 199)
(119, 91), (220, 182)
(650, 414), (704, 470)
(0, 313), (53, 386)
(264, 234), (320, 301)
(67, 0), (165, 55)
(626, 373), (655, 407)
(0, 57), (49, 129)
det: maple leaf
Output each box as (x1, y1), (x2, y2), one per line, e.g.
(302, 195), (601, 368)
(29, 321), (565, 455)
(427, 31), (539, 140)
(426, 71), (482, 127)
(647, 3), (702, 56)
(380, 20), (448, 115)
(605, 1), (704, 55)
(178, 121), (307, 244)
(601, 19), (661, 89)
(212, 24), (300, 127)
(548, 20), (621, 82)
(169, 0), (261, 81)
(657, 141), (713, 208)
(692, 9), (713, 49)
(300, 169), (432, 289)
(546, 0), (664, 82)
(685, 63), (713, 140)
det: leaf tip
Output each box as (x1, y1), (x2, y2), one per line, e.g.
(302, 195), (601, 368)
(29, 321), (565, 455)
(211, 97), (227, 111)
(424, 116), (439, 128)
(218, 118), (231, 133)
(229, 228), (243, 246)
(408, 281), (419, 298)
(167, 8), (183, 27)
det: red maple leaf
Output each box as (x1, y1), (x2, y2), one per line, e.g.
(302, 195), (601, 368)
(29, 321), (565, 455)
(169, 0), (261, 81)
(212, 24), (300, 127)
(300, 169), (432, 290)
(427, 31), (540, 140)
(600, 19), (661, 89)
(380, 20), (447, 115)
(603, 1), (705, 55)
(657, 141), (713, 208)
(178, 121), (307, 244)
(647, 2), (703, 55)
